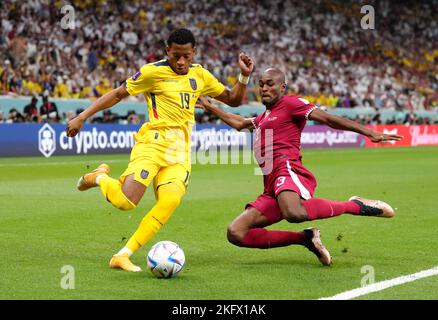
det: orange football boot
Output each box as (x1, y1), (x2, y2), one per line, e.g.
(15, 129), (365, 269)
(77, 163), (110, 191)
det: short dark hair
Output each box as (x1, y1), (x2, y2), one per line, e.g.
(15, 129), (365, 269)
(167, 28), (196, 47)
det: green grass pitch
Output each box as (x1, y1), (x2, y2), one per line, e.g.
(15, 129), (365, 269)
(0, 146), (437, 300)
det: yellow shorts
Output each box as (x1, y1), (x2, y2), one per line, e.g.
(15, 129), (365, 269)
(119, 127), (191, 191)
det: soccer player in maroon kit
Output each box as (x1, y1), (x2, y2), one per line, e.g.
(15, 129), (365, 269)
(197, 67), (403, 266)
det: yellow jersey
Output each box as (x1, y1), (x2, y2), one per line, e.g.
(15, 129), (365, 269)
(124, 59), (225, 168)
(125, 59), (225, 132)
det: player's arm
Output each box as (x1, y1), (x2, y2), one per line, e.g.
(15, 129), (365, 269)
(197, 96), (254, 131)
(66, 85), (129, 137)
(308, 108), (403, 143)
(214, 52), (254, 107)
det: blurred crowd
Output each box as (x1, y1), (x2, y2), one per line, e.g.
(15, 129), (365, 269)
(1, 94), (436, 126)
(0, 93), (143, 124)
(0, 0), (437, 122)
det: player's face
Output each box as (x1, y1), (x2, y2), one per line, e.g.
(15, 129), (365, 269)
(259, 74), (286, 107)
(166, 43), (196, 75)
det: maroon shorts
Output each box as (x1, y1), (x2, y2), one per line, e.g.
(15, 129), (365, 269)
(246, 158), (317, 224)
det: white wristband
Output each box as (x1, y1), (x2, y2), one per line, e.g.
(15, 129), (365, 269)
(238, 73), (250, 85)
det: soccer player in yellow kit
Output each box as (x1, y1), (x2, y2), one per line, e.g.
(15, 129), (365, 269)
(66, 28), (254, 272)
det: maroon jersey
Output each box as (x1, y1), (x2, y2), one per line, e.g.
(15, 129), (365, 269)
(252, 95), (317, 171)
(247, 95), (318, 223)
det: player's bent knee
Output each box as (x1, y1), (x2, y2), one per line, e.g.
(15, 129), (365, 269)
(283, 208), (308, 223)
(286, 216), (306, 223)
(155, 183), (184, 212)
(226, 225), (245, 246)
(117, 200), (136, 211)
(110, 192), (137, 211)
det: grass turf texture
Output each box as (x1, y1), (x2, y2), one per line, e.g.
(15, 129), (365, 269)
(0, 146), (437, 300)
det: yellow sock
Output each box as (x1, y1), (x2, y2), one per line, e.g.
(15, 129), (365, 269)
(98, 175), (136, 211)
(125, 237), (141, 253)
(125, 182), (185, 253)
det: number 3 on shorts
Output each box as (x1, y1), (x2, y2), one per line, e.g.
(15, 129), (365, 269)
(276, 176), (286, 187)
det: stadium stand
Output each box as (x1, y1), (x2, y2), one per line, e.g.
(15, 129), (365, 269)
(0, 0), (437, 124)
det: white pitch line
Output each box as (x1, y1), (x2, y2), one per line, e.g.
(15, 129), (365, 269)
(319, 266), (438, 300)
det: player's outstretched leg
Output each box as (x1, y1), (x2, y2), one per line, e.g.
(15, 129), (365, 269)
(237, 227), (332, 266)
(227, 207), (331, 266)
(110, 181), (185, 272)
(303, 228), (332, 266)
(349, 196), (395, 218)
(77, 163), (110, 191)
(278, 191), (361, 222)
(278, 191), (395, 222)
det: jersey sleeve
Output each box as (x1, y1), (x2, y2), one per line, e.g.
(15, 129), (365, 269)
(124, 64), (155, 96)
(200, 68), (226, 98)
(286, 96), (318, 119)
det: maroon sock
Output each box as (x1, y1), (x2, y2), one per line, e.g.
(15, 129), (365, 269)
(303, 198), (360, 221)
(241, 228), (307, 249)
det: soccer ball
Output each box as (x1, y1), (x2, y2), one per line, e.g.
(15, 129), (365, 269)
(147, 241), (185, 278)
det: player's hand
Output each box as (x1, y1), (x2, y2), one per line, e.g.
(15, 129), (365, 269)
(196, 96), (212, 111)
(369, 131), (403, 143)
(238, 52), (254, 76)
(66, 116), (85, 137)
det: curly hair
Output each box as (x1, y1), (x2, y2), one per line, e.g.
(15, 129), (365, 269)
(167, 28), (196, 47)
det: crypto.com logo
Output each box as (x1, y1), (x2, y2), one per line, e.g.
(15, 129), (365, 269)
(38, 123), (56, 157)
